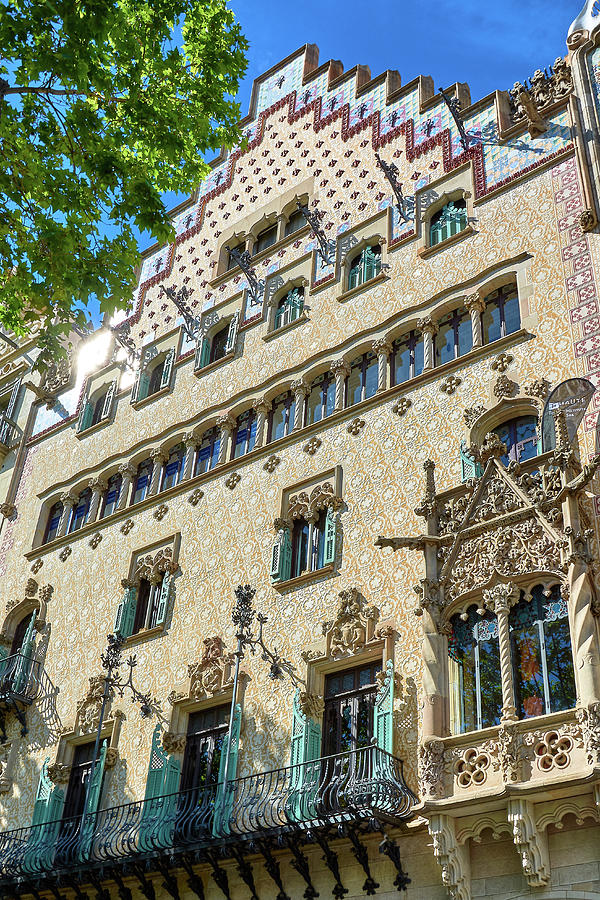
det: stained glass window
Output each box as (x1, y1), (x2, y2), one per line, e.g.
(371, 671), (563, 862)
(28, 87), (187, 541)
(448, 606), (502, 734)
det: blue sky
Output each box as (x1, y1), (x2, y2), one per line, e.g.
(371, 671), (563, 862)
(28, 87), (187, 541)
(138, 0), (577, 252)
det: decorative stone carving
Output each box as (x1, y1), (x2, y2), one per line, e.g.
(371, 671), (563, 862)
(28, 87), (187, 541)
(47, 763), (71, 784)
(485, 722), (521, 783)
(508, 797), (550, 887)
(58, 545), (72, 562)
(104, 748), (119, 769)
(75, 675), (111, 735)
(392, 397), (412, 417)
(479, 432), (507, 464)
(187, 636), (235, 700)
(162, 731), (187, 754)
(188, 488), (204, 506)
(322, 587), (379, 659)
(30, 559), (43, 575)
(463, 405), (485, 427)
(303, 438), (322, 455)
(153, 503), (169, 520)
(525, 378), (551, 401)
(530, 730), (574, 772)
(482, 582), (520, 616)
(39, 584), (53, 605)
(428, 814), (471, 900)
(287, 482), (343, 520)
(491, 352), (513, 373)
(346, 416), (365, 435)
(579, 208), (597, 233)
(120, 519), (135, 535)
(43, 352), (72, 395)
(440, 375), (462, 396)
(419, 740), (446, 799)
(263, 454), (281, 471)
(575, 701), (600, 767)
(298, 693), (325, 720)
(89, 532), (103, 549)
(453, 748), (491, 787)
(225, 472), (241, 490)
(493, 373), (517, 398)
(133, 547), (177, 585)
(0, 503), (16, 519)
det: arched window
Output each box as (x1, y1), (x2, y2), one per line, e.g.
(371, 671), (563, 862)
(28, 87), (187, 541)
(89, 390), (108, 428)
(346, 352), (378, 406)
(390, 331), (424, 386)
(448, 606), (502, 734)
(436, 306), (472, 365)
(274, 288), (304, 331)
(493, 415), (538, 465)
(131, 458), (153, 505)
(291, 509), (333, 578)
(148, 359), (165, 397)
(161, 444), (185, 491)
(481, 283), (520, 344)
(268, 391), (296, 442)
(306, 373), (336, 426)
(100, 473), (122, 518)
(227, 241), (244, 271)
(10, 612), (34, 656)
(509, 585), (575, 719)
(68, 488), (91, 533)
(209, 324), (230, 364)
(194, 427), (220, 476)
(430, 199), (468, 247)
(285, 209), (305, 236)
(254, 223), (277, 255)
(232, 409), (257, 459)
(348, 245), (381, 290)
(43, 501), (63, 543)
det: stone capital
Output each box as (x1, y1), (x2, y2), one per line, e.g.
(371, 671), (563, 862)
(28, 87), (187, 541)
(483, 582), (520, 616)
(216, 413), (236, 432)
(372, 338), (392, 356)
(417, 315), (438, 336)
(480, 432), (507, 464)
(182, 431), (199, 449)
(88, 477), (107, 492)
(465, 291), (485, 314)
(330, 358), (351, 377)
(60, 490), (78, 506)
(150, 447), (168, 463)
(252, 397), (272, 415)
(118, 463), (136, 478)
(0, 502), (16, 519)
(291, 377), (310, 397)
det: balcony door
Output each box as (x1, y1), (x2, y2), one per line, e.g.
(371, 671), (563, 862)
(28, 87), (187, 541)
(63, 742), (97, 822)
(322, 662), (380, 757)
(180, 705), (229, 804)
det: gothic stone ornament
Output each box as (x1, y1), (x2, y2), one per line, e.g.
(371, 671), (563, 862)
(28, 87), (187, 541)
(322, 587), (379, 658)
(346, 416), (366, 435)
(530, 730), (574, 772)
(392, 397), (412, 417)
(30, 559), (43, 575)
(263, 454), (281, 471)
(490, 352), (513, 373)
(493, 373), (517, 399)
(303, 437), (322, 455)
(287, 482), (343, 520)
(508, 798), (550, 887)
(419, 740), (445, 799)
(225, 472), (241, 490)
(463, 404), (486, 427)
(89, 532), (103, 549)
(575, 701), (600, 767)
(485, 722), (522, 783)
(58, 545), (72, 562)
(579, 208), (597, 232)
(134, 548), (177, 584)
(47, 763), (71, 784)
(188, 488), (204, 506)
(440, 375), (462, 396)
(478, 432), (507, 465)
(428, 815), (470, 900)
(453, 748), (491, 787)
(153, 504), (169, 521)
(525, 378), (551, 401)
(298, 693), (325, 719)
(162, 731), (187, 754)
(0, 503), (16, 519)
(187, 636), (235, 700)
(120, 519), (135, 535)
(75, 675), (112, 735)
(104, 747), (119, 769)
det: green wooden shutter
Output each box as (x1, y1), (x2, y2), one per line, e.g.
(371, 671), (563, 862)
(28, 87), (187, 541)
(364, 246), (380, 281)
(24, 759), (65, 875)
(287, 690), (322, 822)
(101, 380), (116, 420)
(323, 508), (337, 566)
(195, 333), (210, 370)
(79, 741), (106, 861)
(225, 312), (240, 355)
(160, 349), (175, 390)
(12, 611), (37, 694)
(114, 585), (137, 638)
(374, 659), (395, 755)
(270, 527), (292, 584)
(348, 257), (360, 290)
(140, 724), (181, 851)
(138, 372), (151, 402)
(213, 703), (241, 836)
(288, 289), (304, 321)
(460, 441), (483, 481)
(130, 369), (142, 404)
(77, 401), (93, 433)
(154, 573), (172, 627)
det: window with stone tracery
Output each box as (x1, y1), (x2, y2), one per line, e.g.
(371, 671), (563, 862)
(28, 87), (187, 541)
(449, 607), (502, 734)
(114, 544), (178, 640)
(493, 415), (538, 465)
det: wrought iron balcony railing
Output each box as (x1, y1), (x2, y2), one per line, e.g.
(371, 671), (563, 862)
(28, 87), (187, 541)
(0, 413), (18, 449)
(0, 744), (415, 888)
(0, 654), (43, 706)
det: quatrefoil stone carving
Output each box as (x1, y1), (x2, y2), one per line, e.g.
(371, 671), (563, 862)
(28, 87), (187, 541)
(392, 397), (412, 417)
(454, 748), (491, 787)
(534, 730), (573, 771)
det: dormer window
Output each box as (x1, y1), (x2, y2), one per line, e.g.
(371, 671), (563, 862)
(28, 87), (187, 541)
(254, 223), (277, 255)
(348, 245), (381, 290)
(430, 199), (468, 247)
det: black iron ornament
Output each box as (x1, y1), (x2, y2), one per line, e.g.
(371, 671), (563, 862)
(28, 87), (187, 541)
(110, 320), (140, 370)
(296, 200), (334, 265)
(375, 153), (411, 221)
(225, 245), (262, 304)
(439, 87), (471, 153)
(230, 585), (303, 687)
(160, 283), (199, 341)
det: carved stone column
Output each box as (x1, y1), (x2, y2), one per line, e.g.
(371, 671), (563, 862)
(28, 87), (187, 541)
(465, 291), (485, 348)
(252, 398), (271, 449)
(483, 582), (520, 722)
(216, 414), (236, 465)
(372, 338), (392, 393)
(148, 449), (167, 496)
(181, 433), (199, 482)
(57, 491), (77, 537)
(116, 464), (136, 511)
(417, 316), (438, 371)
(330, 359), (350, 411)
(87, 478), (107, 524)
(291, 378), (310, 431)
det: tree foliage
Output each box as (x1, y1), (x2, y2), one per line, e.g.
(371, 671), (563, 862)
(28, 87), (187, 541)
(0, 0), (247, 363)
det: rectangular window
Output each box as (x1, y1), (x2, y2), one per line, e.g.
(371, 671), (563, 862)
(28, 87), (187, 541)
(101, 478), (121, 518)
(322, 663), (380, 756)
(195, 433), (220, 475)
(132, 462), (153, 505)
(180, 706), (229, 795)
(132, 577), (164, 634)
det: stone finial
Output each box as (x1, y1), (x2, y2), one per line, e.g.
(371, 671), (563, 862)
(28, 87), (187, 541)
(480, 432), (507, 464)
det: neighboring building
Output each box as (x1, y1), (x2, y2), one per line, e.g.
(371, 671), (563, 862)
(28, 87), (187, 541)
(1, 4), (600, 899)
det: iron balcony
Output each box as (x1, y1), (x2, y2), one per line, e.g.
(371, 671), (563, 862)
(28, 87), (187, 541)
(0, 653), (44, 743)
(0, 744), (416, 897)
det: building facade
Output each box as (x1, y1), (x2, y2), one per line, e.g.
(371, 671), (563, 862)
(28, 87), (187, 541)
(1, 3), (600, 899)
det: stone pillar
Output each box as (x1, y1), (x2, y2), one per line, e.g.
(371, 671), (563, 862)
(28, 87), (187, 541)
(275, 212), (286, 243)
(417, 316), (438, 371)
(216, 414), (236, 465)
(291, 378), (310, 431)
(253, 399), (271, 449)
(372, 338), (392, 393)
(330, 359), (350, 412)
(117, 464), (136, 511)
(181, 433), (199, 482)
(483, 582), (520, 722)
(148, 449), (167, 496)
(87, 478), (107, 524)
(57, 491), (77, 537)
(465, 291), (485, 348)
